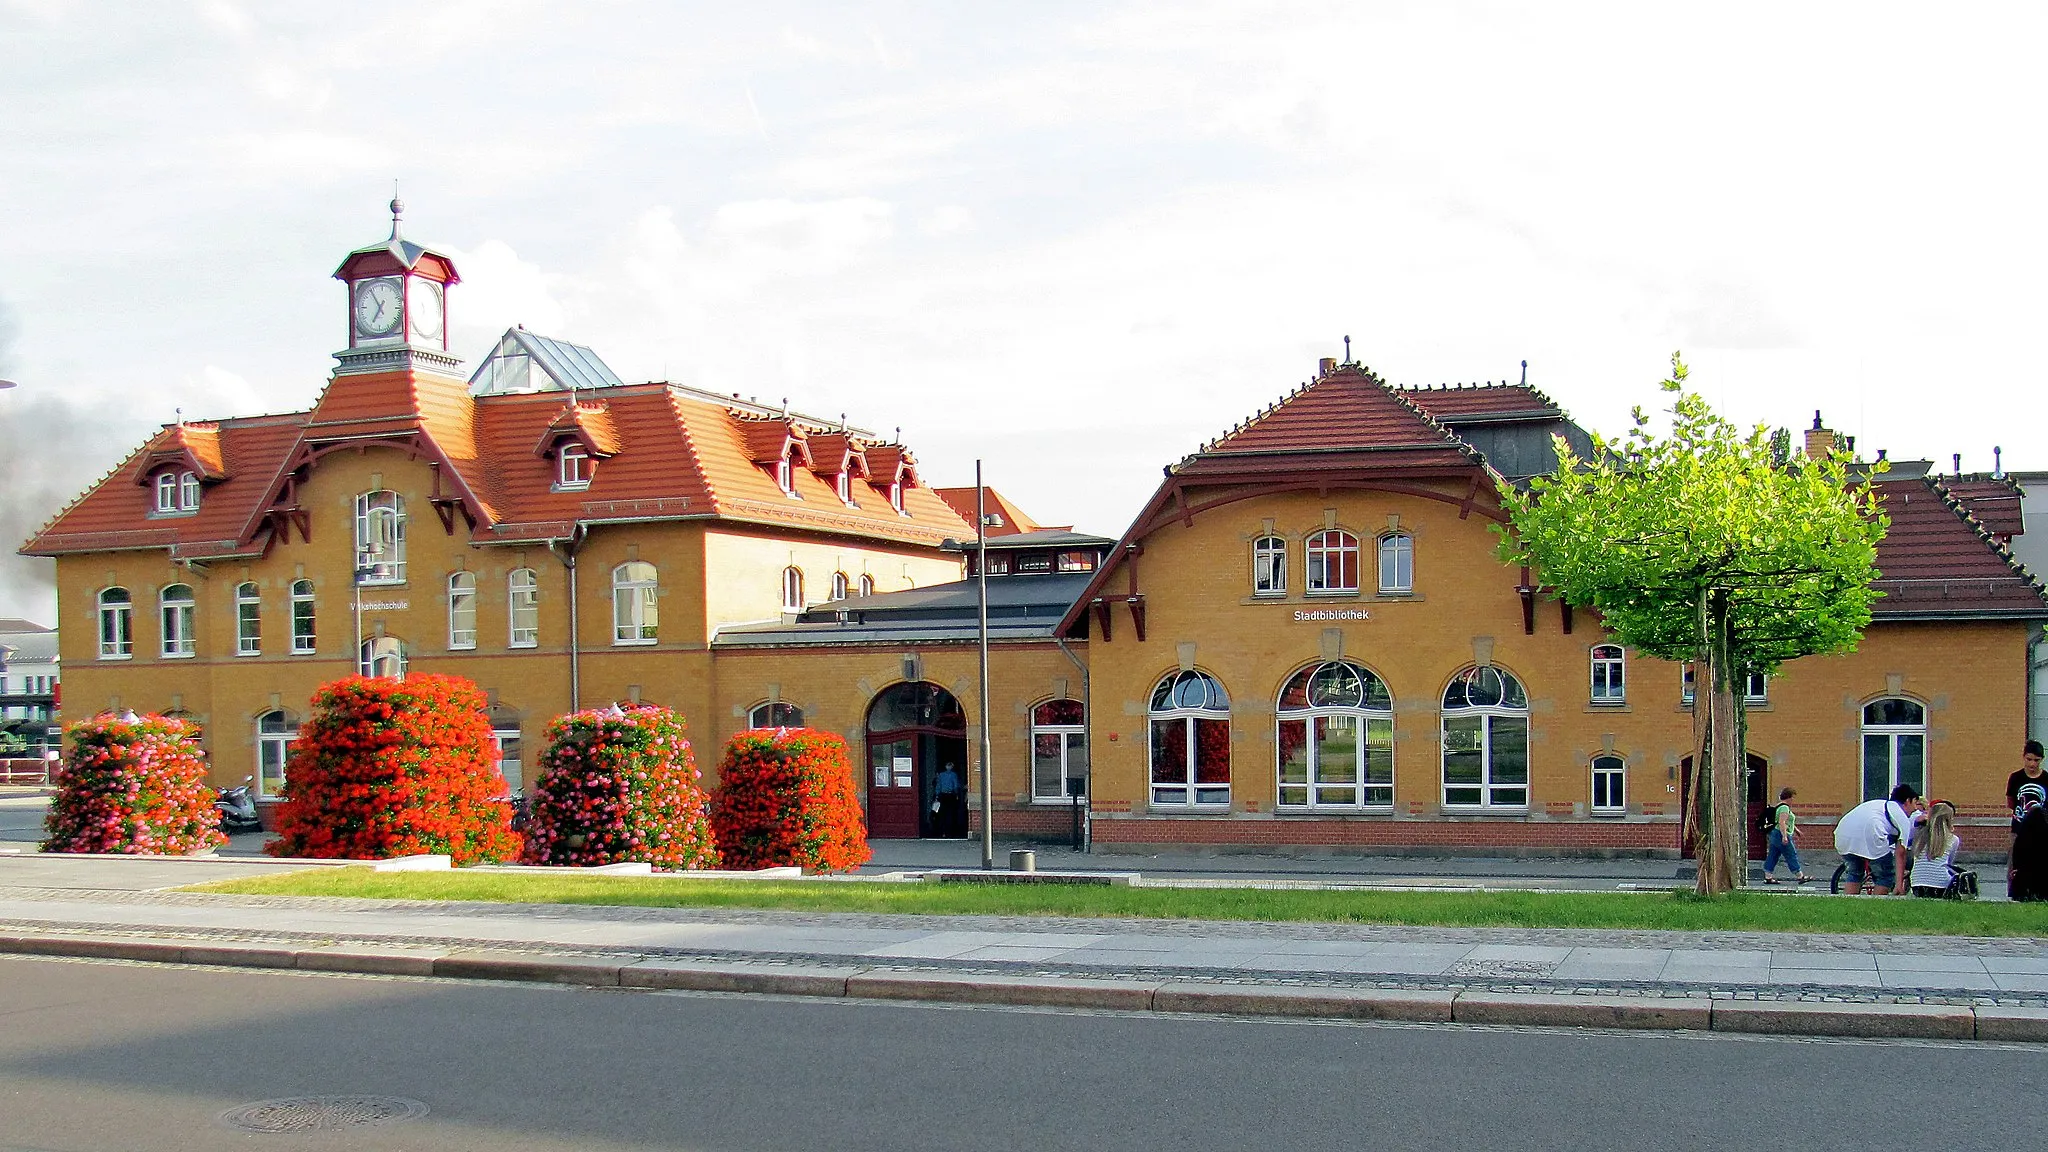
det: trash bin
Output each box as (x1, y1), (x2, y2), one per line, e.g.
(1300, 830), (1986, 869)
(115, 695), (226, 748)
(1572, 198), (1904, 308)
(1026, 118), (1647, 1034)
(1008, 849), (1036, 873)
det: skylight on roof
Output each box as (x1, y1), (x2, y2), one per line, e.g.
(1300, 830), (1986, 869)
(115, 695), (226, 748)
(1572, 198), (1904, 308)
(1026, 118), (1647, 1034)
(469, 328), (625, 396)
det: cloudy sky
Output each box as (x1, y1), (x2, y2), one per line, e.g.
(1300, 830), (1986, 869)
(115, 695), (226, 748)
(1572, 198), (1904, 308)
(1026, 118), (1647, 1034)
(4, 1), (2046, 624)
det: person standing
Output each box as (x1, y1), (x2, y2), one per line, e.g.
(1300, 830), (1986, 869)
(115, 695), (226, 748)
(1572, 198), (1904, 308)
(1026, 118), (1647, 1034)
(2012, 782), (2048, 902)
(1760, 787), (1811, 884)
(1834, 784), (1923, 895)
(2007, 740), (2046, 810)
(933, 761), (966, 838)
(1909, 800), (1962, 898)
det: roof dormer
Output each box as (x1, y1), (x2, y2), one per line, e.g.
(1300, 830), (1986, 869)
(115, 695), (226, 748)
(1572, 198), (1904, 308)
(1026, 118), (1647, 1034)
(865, 444), (919, 515)
(738, 417), (811, 498)
(535, 401), (621, 493)
(134, 423), (227, 516)
(806, 432), (870, 506)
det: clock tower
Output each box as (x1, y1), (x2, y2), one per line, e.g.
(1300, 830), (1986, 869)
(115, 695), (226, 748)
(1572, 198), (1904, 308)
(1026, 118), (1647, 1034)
(331, 198), (463, 378)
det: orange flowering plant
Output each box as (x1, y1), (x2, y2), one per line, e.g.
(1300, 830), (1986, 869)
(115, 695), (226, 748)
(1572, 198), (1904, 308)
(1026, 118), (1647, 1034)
(268, 674), (520, 864)
(711, 728), (870, 873)
(521, 704), (719, 870)
(42, 713), (225, 856)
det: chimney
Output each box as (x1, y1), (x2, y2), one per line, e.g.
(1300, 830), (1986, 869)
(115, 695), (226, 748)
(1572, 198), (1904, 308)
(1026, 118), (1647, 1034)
(1802, 411), (1839, 460)
(1318, 357), (1337, 378)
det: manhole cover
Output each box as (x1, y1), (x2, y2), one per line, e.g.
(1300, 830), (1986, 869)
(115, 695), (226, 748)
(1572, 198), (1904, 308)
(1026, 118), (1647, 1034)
(220, 1095), (429, 1133)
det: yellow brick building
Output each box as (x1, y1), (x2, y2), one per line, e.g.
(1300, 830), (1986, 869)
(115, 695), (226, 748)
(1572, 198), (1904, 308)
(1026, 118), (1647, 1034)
(22, 218), (2047, 857)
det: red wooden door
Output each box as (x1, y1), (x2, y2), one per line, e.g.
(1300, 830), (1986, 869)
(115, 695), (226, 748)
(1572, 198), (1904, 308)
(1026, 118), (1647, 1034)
(866, 736), (919, 839)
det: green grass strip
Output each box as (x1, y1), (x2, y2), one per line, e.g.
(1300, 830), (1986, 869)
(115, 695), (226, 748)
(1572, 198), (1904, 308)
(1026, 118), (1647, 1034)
(190, 868), (2048, 937)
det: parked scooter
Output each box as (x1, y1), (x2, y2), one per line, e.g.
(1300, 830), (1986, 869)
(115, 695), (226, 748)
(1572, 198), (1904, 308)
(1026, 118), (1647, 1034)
(216, 776), (262, 834)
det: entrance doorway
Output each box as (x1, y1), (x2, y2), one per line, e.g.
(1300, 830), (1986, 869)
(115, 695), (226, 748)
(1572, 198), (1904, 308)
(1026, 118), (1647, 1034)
(1679, 752), (1770, 860)
(865, 681), (968, 839)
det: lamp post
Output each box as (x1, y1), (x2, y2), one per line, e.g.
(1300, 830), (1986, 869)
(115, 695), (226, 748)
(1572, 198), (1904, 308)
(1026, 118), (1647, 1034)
(976, 460), (994, 870)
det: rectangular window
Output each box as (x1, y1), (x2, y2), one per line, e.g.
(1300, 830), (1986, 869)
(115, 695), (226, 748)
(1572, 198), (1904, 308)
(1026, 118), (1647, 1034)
(1442, 714), (1528, 809)
(1377, 534), (1413, 593)
(236, 591), (261, 656)
(257, 734), (291, 797)
(1016, 554), (1053, 574)
(1031, 730), (1089, 802)
(1149, 717), (1229, 807)
(493, 728), (524, 795)
(99, 602), (133, 658)
(161, 602), (195, 658)
(1591, 646), (1625, 703)
(291, 587), (316, 653)
(1862, 732), (1925, 802)
(1744, 671), (1768, 703)
(509, 571), (539, 648)
(1253, 538), (1286, 597)
(1056, 550), (1096, 573)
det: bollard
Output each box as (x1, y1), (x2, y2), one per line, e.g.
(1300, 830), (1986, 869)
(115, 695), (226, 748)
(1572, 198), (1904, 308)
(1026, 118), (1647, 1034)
(1008, 849), (1036, 873)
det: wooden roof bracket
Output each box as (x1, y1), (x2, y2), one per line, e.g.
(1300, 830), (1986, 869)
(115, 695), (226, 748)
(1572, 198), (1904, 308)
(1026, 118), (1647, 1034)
(1127, 595), (1147, 643)
(1517, 566), (1537, 635)
(1458, 472), (1483, 520)
(1092, 598), (1114, 642)
(1175, 484), (1193, 527)
(426, 461), (478, 535)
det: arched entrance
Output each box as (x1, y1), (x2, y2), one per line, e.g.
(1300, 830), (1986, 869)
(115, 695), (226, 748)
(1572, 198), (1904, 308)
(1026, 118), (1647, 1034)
(1679, 752), (1770, 860)
(865, 681), (968, 839)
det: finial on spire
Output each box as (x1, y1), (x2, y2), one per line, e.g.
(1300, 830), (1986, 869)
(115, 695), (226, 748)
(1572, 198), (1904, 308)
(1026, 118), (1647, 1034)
(389, 180), (404, 241)
(1520, 359), (1528, 386)
(1342, 335), (1352, 365)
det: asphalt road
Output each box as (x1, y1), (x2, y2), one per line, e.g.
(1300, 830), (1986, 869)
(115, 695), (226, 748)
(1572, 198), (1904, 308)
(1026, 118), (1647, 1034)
(0, 956), (2030, 1152)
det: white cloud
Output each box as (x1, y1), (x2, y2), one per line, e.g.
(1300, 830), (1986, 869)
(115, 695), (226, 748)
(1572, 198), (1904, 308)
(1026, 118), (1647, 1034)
(448, 238), (569, 346)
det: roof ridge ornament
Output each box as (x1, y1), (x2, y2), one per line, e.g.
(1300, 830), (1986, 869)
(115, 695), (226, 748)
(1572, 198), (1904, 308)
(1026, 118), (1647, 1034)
(389, 182), (404, 242)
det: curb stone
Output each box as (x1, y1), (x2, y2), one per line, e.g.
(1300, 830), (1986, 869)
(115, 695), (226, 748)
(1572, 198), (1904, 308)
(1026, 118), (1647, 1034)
(0, 932), (2037, 1042)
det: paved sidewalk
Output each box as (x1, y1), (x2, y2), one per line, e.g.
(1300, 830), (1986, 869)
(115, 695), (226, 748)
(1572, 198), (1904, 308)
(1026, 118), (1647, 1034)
(0, 862), (2042, 1010)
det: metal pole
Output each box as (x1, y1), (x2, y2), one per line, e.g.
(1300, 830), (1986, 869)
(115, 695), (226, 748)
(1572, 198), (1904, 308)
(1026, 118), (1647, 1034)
(977, 460), (994, 870)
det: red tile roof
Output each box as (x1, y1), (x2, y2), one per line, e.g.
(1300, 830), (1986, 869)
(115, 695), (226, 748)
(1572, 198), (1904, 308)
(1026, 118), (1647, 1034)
(1398, 383), (1563, 422)
(23, 370), (975, 558)
(934, 487), (1043, 536)
(1869, 476), (2046, 618)
(1934, 475), (2023, 540)
(534, 401), (623, 458)
(1173, 365), (1479, 480)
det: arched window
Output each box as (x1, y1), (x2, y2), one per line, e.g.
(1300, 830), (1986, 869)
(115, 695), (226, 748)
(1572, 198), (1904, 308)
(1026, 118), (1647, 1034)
(153, 472), (177, 513)
(448, 571), (478, 649)
(290, 579), (316, 653)
(781, 566), (804, 612)
(557, 443), (590, 489)
(1590, 644), (1625, 704)
(858, 574), (875, 597)
(775, 453), (795, 496)
(612, 561), (658, 644)
(748, 701), (805, 729)
(179, 471), (200, 511)
(836, 470), (854, 504)
(508, 568), (539, 648)
(160, 583), (196, 658)
(1441, 665), (1530, 809)
(1277, 661), (1394, 809)
(1377, 532), (1413, 593)
(1591, 754), (1626, 813)
(1305, 529), (1359, 594)
(354, 490), (407, 584)
(359, 636), (406, 679)
(1252, 536), (1287, 597)
(888, 479), (905, 514)
(97, 587), (133, 658)
(255, 710), (296, 798)
(1861, 697), (1926, 801)
(235, 582), (262, 655)
(1032, 699), (1089, 802)
(1149, 670), (1231, 807)
(831, 571), (849, 601)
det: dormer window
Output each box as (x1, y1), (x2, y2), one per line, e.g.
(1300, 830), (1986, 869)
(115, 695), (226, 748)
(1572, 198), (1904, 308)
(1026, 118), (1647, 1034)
(776, 453), (796, 497)
(557, 443), (590, 490)
(151, 469), (201, 514)
(889, 480), (904, 514)
(179, 471), (200, 510)
(837, 470), (854, 505)
(154, 473), (177, 513)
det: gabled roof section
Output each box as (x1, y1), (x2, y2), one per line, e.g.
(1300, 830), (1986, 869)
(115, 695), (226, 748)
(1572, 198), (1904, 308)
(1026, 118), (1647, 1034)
(468, 328), (625, 396)
(735, 417), (811, 468)
(1186, 364), (1468, 465)
(934, 486), (1042, 535)
(1399, 382), (1564, 423)
(805, 432), (869, 479)
(533, 401), (623, 458)
(865, 444), (921, 487)
(131, 422), (229, 484)
(1936, 474), (2024, 540)
(1867, 474), (2048, 619)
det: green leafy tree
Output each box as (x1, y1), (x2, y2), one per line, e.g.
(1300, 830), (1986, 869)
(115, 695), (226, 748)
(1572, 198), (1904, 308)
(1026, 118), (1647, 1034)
(1500, 354), (1886, 892)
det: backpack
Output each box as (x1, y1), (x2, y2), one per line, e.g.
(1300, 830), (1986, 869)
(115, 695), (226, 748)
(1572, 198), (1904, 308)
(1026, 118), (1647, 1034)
(1760, 802), (1783, 834)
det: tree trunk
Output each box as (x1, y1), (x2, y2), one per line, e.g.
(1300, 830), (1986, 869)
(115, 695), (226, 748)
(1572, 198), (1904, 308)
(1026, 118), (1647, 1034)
(1695, 587), (1743, 894)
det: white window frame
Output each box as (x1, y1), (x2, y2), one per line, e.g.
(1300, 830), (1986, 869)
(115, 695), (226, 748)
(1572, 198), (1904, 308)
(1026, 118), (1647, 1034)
(830, 571), (849, 601)
(1148, 670), (1231, 808)
(153, 472), (177, 513)
(1276, 661), (1395, 810)
(775, 453), (795, 496)
(447, 571), (478, 650)
(836, 470), (855, 505)
(255, 710), (295, 798)
(1376, 532), (1413, 594)
(1680, 662), (1766, 706)
(179, 470), (200, 511)
(1590, 644), (1625, 704)
(1031, 699), (1089, 803)
(1252, 536), (1287, 597)
(491, 726), (525, 795)
(889, 479), (905, 514)
(508, 568), (539, 648)
(289, 579), (316, 653)
(354, 490), (407, 585)
(1591, 754), (1627, 814)
(160, 584), (196, 659)
(359, 636), (406, 679)
(1860, 697), (1927, 802)
(1304, 529), (1360, 595)
(235, 582), (261, 656)
(612, 562), (658, 644)
(748, 701), (805, 729)
(1440, 666), (1531, 810)
(557, 443), (590, 490)
(781, 566), (804, 612)
(858, 574), (874, 597)
(98, 587), (133, 659)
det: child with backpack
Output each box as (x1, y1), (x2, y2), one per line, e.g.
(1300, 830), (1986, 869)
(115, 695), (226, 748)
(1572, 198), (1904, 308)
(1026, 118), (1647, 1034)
(1760, 786), (1811, 884)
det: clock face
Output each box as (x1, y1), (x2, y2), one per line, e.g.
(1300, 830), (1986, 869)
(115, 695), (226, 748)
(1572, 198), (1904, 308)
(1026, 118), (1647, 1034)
(353, 278), (403, 338)
(409, 278), (444, 341)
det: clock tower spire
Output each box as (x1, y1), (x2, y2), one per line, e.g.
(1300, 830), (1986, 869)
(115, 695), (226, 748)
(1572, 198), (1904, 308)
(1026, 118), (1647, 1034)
(332, 198), (463, 379)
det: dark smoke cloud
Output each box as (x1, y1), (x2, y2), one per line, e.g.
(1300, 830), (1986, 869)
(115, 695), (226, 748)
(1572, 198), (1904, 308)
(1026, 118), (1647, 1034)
(0, 299), (156, 625)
